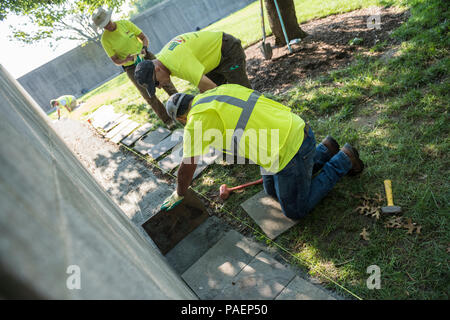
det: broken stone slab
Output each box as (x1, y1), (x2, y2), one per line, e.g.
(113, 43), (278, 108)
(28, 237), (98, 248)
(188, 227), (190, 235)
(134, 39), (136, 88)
(102, 114), (129, 132)
(181, 230), (263, 300)
(215, 251), (296, 300)
(105, 118), (133, 140)
(147, 129), (183, 160)
(110, 121), (140, 144)
(121, 123), (153, 146)
(165, 216), (231, 275)
(157, 143), (183, 172)
(275, 276), (336, 300)
(141, 188), (209, 255)
(240, 190), (299, 240)
(133, 127), (171, 155)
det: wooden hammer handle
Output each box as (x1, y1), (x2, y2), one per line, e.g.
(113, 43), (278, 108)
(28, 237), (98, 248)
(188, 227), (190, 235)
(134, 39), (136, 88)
(229, 178), (263, 191)
(384, 179), (394, 206)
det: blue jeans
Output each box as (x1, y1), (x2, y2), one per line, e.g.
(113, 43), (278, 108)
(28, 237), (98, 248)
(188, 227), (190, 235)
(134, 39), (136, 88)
(262, 127), (352, 220)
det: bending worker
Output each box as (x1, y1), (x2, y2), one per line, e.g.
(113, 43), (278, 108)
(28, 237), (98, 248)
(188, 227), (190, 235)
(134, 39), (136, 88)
(160, 84), (364, 219)
(134, 30), (252, 98)
(92, 7), (178, 128)
(50, 94), (77, 120)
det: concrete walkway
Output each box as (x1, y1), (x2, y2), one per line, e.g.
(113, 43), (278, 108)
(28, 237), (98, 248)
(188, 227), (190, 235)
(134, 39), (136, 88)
(52, 118), (340, 300)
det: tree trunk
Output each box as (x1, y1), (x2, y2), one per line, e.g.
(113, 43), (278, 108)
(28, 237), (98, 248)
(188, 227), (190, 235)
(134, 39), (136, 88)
(264, 0), (307, 46)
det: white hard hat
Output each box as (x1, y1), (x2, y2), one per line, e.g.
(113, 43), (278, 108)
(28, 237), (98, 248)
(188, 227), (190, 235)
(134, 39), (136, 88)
(166, 93), (194, 122)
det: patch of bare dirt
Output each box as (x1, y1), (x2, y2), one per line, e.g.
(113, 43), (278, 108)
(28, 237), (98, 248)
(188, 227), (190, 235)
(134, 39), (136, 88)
(245, 6), (410, 94)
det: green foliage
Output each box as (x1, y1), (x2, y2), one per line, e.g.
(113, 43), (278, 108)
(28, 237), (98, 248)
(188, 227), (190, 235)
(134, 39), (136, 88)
(4, 0), (126, 45)
(0, 0), (63, 21)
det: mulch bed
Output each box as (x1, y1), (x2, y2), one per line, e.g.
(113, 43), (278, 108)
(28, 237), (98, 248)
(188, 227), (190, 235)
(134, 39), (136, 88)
(245, 6), (410, 94)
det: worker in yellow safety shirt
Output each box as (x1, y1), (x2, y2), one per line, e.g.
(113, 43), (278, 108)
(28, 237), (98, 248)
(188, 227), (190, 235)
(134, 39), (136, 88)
(92, 7), (178, 129)
(134, 30), (252, 99)
(160, 84), (364, 219)
(50, 95), (77, 120)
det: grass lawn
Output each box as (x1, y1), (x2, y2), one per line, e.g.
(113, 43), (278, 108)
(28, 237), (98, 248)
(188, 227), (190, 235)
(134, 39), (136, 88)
(194, 0), (449, 300)
(53, 0), (449, 299)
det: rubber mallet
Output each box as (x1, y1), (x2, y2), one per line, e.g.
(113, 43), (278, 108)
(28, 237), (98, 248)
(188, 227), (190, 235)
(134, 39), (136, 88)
(219, 178), (263, 200)
(381, 179), (402, 214)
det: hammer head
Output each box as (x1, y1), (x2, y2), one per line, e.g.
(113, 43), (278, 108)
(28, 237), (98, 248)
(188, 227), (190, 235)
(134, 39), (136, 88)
(381, 206), (402, 214)
(219, 184), (230, 200)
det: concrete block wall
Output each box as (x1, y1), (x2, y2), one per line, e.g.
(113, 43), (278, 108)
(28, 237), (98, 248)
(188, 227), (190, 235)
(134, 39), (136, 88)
(0, 64), (197, 299)
(17, 0), (254, 113)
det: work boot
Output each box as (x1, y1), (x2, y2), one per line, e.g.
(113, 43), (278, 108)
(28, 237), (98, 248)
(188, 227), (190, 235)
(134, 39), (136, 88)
(322, 135), (340, 157)
(341, 143), (364, 176)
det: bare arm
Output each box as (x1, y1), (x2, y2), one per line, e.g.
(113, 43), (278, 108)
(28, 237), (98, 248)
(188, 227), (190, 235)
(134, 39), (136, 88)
(137, 32), (149, 50)
(197, 75), (217, 93)
(176, 157), (198, 196)
(110, 54), (135, 66)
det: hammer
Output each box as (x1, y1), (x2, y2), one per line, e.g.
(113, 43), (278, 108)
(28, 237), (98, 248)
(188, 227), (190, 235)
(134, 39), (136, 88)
(219, 178), (263, 200)
(381, 179), (402, 214)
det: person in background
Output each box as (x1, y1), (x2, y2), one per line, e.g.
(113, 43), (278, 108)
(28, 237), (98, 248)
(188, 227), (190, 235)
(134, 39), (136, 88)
(92, 7), (178, 129)
(50, 94), (77, 120)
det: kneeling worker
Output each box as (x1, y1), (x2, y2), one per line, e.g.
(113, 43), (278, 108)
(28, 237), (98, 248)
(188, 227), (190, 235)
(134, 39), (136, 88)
(160, 84), (364, 219)
(50, 95), (77, 120)
(134, 30), (252, 98)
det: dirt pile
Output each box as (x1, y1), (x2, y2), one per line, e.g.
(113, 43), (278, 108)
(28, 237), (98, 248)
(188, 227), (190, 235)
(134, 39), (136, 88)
(245, 6), (409, 94)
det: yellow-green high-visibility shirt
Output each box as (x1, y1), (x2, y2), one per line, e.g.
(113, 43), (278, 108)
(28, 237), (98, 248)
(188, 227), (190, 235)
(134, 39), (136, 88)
(55, 95), (75, 110)
(182, 84), (305, 173)
(156, 31), (223, 87)
(101, 20), (143, 67)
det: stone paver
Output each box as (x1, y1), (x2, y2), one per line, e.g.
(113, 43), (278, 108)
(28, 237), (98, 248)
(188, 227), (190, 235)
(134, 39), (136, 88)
(90, 105), (114, 127)
(110, 120), (140, 144)
(134, 127), (171, 155)
(96, 112), (123, 130)
(105, 118), (133, 139)
(241, 190), (299, 239)
(165, 216), (231, 275)
(182, 230), (262, 300)
(103, 114), (129, 132)
(275, 276), (337, 300)
(94, 111), (121, 129)
(216, 251), (296, 300)
(121, 123), (153, 146)
(157, 143), (183, 172)
(147, 130), (183, 160)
